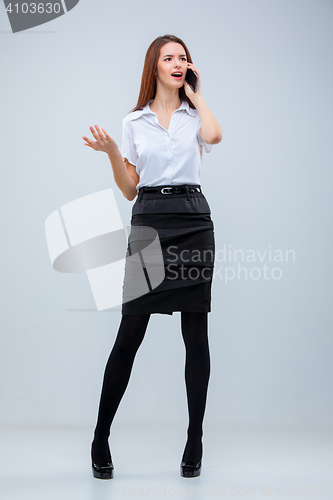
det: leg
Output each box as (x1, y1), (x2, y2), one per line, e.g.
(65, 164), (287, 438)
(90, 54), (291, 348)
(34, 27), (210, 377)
(180, 311), (210, 464)
(91, 313), (151, 465)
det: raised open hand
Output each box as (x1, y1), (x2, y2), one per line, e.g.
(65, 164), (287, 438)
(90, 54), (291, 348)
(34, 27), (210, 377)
(82, 125), (119, 156)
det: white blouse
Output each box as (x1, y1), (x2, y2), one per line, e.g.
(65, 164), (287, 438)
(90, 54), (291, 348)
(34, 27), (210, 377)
(121, 98), (213, 192)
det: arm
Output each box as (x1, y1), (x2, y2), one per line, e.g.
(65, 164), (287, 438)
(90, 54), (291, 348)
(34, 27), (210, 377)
(82, 125), (138, 201)
(107, 150), (138, 201)
(185, 62), (223, 145)
(193, 93), (223, 145)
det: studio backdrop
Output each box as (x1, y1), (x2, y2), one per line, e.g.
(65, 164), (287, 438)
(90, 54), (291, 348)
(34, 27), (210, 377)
(0, 0), (332, 432)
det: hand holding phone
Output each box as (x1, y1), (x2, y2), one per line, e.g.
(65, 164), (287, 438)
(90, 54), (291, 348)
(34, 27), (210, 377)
(185, 67), (199, 93)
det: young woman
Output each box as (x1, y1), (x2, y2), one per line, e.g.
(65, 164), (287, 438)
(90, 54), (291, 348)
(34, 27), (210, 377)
(82, 34), (222, 480)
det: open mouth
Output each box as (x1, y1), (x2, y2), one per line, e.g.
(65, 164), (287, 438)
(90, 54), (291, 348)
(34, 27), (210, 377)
(171, 72), (183, 80)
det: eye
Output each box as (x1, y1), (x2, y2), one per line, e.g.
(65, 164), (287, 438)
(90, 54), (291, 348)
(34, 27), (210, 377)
(164, 57), (187, 62)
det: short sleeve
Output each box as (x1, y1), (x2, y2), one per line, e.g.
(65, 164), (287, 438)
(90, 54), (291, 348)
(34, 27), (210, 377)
(121, 120), (138, 166)
(197, 121), (213, 153)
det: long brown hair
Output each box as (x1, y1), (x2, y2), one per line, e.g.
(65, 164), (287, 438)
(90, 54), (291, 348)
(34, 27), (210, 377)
(130, 34), (195, 114)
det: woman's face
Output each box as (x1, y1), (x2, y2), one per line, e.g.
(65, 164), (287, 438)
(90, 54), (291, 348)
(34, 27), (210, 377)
(156, 42), (188, 91)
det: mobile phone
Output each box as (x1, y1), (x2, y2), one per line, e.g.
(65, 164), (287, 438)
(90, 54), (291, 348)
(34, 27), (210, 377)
(185, 68), (199, 93)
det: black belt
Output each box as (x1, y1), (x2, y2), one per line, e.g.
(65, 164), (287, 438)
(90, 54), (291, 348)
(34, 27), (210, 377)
(137, 185), (201, 203)
(138, 185), (201, 194)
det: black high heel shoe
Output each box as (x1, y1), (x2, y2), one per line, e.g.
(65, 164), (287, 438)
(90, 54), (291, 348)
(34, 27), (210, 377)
(180, 435), (203, 477)
(180, 459), (202, 477)
(92, 459), (114, 479)
(91, 438), (114, 479)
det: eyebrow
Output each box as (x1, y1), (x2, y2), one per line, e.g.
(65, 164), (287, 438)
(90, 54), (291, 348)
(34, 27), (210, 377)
(163, 54), (187, 57)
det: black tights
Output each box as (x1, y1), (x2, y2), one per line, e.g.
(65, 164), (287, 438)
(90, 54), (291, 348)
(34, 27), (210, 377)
(91, 311), (210, 465)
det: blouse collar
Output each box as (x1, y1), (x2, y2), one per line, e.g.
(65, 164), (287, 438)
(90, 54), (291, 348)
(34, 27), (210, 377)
(128, 99), (196, 121)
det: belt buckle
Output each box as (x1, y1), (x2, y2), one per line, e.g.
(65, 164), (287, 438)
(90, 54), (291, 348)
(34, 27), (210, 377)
(161, 187), (173, 194)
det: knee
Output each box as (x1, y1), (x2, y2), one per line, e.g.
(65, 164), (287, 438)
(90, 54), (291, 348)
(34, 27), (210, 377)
(184, 335), (209, 354)
(114, 314), (149, 356)
(114, 334), (144, 358)
(181, 312), (208, 346)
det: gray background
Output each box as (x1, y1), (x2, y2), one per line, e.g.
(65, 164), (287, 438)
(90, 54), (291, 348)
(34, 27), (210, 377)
(0, 0), (332, 455)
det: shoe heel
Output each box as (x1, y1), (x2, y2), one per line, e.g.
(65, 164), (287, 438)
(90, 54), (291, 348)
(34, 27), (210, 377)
(180, 459), (202, 478)
(92, 460), (114, 479)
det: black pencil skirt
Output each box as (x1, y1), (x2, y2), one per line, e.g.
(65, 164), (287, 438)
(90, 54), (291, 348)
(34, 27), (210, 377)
(121, 184), (215, 315)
